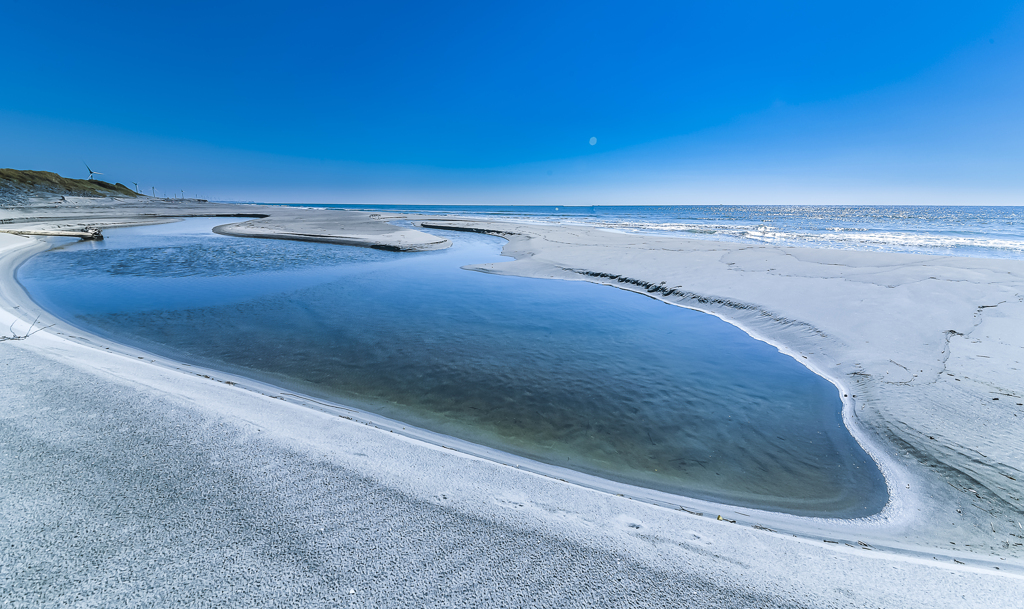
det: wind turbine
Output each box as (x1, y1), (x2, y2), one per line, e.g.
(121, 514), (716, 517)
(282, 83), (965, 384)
(131, 181), (139, 194)
(152, 186), (156, 197)
(84, 162), (102, 180)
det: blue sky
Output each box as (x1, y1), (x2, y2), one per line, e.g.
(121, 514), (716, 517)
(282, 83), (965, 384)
(2, 1), (1022, 204)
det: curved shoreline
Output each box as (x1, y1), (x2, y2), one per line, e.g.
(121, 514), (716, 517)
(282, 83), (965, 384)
(3, 205), (1023, 605)
(14, 220), (889, 521)
(415, 218), (1024, 559)
(554, 271), (909, 524)
(415, 221), (912, 524)
(0, 221), (1003, 560)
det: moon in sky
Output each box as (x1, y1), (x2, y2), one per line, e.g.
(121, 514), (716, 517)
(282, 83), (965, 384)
(589, 137), (597, 146)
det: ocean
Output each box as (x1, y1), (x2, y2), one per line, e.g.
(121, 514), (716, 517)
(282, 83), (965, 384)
(254, 204), (1024, 260)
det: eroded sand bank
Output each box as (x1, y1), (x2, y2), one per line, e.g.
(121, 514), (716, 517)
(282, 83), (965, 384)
(2, 197), (1023, 606)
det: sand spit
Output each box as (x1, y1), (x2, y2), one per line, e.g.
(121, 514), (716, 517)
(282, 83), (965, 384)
(1, 199), (1023, 606)
(0, 193), (450, 252)
(212, 208), (450, 251)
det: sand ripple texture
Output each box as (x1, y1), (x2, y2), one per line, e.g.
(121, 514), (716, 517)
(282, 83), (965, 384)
(3, 340), (1021, 608)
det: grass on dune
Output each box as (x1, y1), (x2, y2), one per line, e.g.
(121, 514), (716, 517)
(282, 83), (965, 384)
(0, 168), (138, 198)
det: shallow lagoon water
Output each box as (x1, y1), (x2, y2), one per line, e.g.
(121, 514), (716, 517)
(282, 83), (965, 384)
(18, 218), (888, 517)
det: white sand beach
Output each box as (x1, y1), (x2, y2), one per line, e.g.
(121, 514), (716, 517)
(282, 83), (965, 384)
(2, 195), (1023, 607)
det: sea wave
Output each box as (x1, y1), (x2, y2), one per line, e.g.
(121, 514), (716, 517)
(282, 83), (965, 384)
(492, 217), (1024, 258)
(278, 204), (1024, 260)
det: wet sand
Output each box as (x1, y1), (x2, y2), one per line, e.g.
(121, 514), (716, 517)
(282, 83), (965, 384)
(1, 195), (1022, 606)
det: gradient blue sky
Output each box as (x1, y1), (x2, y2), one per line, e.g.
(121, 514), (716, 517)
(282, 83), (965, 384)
(2, 1), (1022, 204)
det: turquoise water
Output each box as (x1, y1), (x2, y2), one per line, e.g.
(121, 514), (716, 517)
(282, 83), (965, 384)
(17, 218), (888, 517)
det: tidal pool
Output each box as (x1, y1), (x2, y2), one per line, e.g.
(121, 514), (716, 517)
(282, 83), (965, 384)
(17, 217), (888, 516)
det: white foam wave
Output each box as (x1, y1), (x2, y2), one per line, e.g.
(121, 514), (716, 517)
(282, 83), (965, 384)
(415, 209), (1024, 259)
(542, 218), (1022, 255)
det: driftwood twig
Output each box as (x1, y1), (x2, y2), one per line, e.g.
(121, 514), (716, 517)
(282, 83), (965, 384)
(0, 316), (53, 342)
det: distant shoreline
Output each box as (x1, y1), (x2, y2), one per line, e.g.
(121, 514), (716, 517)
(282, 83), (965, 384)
(220, 201), (1024, 261)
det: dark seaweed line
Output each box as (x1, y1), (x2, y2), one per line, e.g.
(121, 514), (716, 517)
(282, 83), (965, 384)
(567, 268), (830, 341)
